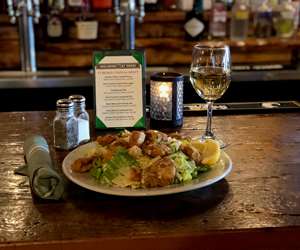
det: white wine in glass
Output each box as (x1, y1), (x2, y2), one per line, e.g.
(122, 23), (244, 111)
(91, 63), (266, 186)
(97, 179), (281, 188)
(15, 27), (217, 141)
(190, 45), (231, 146)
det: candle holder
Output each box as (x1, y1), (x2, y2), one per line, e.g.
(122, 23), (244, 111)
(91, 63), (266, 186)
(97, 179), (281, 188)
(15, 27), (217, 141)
(150, 72), (184, 128)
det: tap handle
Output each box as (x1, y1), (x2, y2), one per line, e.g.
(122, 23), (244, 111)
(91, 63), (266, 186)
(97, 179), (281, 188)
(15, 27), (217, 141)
(138, 0), (145, 23)
(6, 0), (16, 24)
(114, 0), (121, 24)
(32, 0), (41, 23)
(15, 0), (25, 17)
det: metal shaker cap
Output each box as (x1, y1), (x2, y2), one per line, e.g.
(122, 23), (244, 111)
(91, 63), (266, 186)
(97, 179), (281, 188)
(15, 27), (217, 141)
(56, 99), (74, 108)
(68, 95), (86, 103)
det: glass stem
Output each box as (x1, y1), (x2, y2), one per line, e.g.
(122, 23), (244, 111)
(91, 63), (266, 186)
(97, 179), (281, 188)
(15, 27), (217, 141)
(205, 101), (214, 139)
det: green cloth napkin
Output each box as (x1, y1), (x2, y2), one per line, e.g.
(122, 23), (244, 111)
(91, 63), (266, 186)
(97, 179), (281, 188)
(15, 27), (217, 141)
(15, 135), (64, 200)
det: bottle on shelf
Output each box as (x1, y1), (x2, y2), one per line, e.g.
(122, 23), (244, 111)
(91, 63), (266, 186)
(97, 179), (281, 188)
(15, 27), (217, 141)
(75, 0), (98, 40)
(209, 0), (227, 38)
(176, 0), (194, 11)
(272, 0), (298, 38)
(67, 0), (83, 12)
(91, 0), (112, 11)
(230, 0), (250, 40)
(203, 0), (212, 11)
(46, 0), (65, 42)
(253, 0), (273, 38)
(145, 0), (162, 11)
(250, 0), (262, 12)
(268, 0), (278, 8)
(184, 0), (207, 41)
(224, 0), (234, 10)
(52, 0), (65, 10)
(162, 0), (176, 9)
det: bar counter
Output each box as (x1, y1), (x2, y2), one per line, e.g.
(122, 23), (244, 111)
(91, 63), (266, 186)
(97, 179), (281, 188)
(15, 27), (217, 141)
(0, 111), (300, 249)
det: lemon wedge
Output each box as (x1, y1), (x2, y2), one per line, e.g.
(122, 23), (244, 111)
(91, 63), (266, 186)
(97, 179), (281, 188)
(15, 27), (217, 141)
(191, 140), (206, 153)
(201, 139), (221, 165)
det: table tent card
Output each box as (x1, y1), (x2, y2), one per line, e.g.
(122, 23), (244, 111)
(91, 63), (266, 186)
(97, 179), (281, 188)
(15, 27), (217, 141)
(93, 50), (146, 129)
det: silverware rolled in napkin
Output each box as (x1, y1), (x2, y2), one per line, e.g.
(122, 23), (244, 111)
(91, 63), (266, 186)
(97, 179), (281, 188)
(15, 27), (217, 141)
(15, 135), (64, 200)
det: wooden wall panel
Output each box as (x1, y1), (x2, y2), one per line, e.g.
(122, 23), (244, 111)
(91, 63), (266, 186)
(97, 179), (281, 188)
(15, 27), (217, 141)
(0, 12), (299, 70)
(0, 23), (20, 69)
(0, 40), (20, 68)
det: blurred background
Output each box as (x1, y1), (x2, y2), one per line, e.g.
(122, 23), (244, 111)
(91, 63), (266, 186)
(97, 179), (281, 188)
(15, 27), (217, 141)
(0, 0), (299, 111)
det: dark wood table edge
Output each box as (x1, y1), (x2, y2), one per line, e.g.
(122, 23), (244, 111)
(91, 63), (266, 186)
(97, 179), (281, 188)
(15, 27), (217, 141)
(1, 226), (300, 250)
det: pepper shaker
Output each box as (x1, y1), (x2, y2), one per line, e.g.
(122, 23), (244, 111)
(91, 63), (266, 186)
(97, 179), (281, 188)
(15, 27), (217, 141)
(53, 99), (78, 150)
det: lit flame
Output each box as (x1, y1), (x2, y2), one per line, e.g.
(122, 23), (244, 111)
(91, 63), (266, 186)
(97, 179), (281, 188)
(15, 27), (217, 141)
(158, 83), (171, 99)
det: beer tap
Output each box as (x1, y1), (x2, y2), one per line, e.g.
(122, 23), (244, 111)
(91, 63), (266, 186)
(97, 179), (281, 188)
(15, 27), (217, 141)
(32, 0), (41, 24)
(6, 0), (41, 72)
(6, 0), (16, 24)
(114, 0), (145, 50)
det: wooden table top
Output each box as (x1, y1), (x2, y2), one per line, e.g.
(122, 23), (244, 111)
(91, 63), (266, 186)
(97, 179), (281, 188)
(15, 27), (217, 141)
(0, 111), (300, 250)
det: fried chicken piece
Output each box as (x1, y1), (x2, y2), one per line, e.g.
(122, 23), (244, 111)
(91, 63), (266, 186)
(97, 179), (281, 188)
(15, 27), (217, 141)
(128, 145), (143, 158)
(168, 132), (183, 140)
(129, 131), (146, 147)
(180, 144), (202, 165)
(109, 138), (130, 150)
(143, 143), (172, 157)
(130, 168), (142, 182)
(72, 146), (115, 173)
(145, 130), (169, 144)
(169, 132), (191, 141)
(96, 134), (117, 146)
(100, 148), (113, 162)
(71, 157), (95, 173)
(142, 157), (176, 188)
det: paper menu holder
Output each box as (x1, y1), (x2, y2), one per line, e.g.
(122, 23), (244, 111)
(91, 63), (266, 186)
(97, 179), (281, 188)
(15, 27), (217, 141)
(93, 50), (146, 130)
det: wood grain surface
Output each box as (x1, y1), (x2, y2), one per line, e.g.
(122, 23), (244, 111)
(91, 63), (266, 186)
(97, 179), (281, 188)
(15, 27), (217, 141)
(0, 111), (300, 249)
(35, 37), (298, 68)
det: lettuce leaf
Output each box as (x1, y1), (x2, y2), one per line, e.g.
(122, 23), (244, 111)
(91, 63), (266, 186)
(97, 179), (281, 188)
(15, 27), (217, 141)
(169, 152), (197, 183)
(93, 147), (137, 185)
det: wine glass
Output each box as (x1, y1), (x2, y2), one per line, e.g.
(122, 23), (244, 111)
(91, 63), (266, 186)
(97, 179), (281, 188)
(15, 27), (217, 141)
(190, 44), (231, 147)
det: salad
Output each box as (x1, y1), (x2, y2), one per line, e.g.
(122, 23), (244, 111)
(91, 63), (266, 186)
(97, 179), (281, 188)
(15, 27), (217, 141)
(71, 130), (221, 189)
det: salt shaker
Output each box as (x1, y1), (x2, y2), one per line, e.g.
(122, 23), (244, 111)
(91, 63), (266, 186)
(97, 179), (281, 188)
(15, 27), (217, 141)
(69, 95), (90, 144)
(53, 99), (78, 150)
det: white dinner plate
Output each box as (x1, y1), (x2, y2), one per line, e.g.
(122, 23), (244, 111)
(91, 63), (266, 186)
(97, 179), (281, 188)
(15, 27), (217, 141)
(62, 142), (233, 197)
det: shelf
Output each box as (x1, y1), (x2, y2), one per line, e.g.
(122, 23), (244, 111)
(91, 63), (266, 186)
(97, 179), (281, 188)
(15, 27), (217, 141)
(32, 37), (297, 68)
(144, 10), (186, 22)
(62, 10), (213, 23)
(63, 10), (187, 23)
(136, 37), (300, 51)
(0, 10), (190, 24)
(37, 36), (300, 50)
(187, 36), (300, 49)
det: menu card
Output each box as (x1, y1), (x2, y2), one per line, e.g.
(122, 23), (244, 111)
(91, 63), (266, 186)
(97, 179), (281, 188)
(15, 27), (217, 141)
(93, 50), (146, 129)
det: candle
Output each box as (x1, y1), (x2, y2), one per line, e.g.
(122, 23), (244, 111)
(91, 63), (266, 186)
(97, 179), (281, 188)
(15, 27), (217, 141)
(150, 72), (184, 128)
